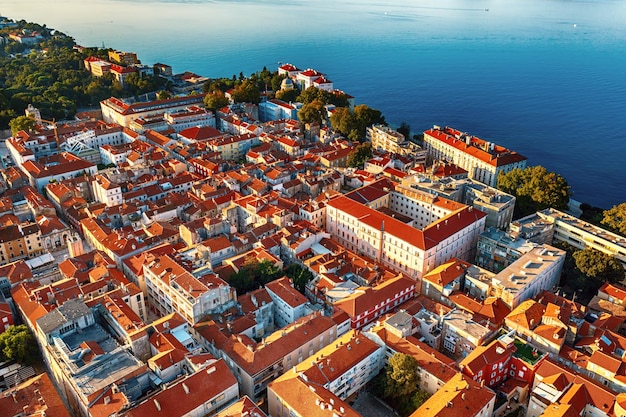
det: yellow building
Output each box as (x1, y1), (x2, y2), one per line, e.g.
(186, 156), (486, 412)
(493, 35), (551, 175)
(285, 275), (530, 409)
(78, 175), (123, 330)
(108, 50), (139, 65)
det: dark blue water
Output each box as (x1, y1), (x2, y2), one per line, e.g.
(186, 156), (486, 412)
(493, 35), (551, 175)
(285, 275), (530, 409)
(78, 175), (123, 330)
(3, 0), (625, 207)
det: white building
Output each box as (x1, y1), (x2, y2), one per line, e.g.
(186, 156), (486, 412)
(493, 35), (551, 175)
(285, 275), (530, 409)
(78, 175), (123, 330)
(163, 105), (216, 132)
(367, 124), (426, 160)
(143, 252), (236, 324)
(423, 125), (527, 187)
(100, 94), (206, 128)
(326, 188), (486, 281)
(265, 276), (309, 328)
(280, 330), (385, 400)
(92, 174), (123, 207)
(258, 99), (300, 122)
(537, 208), (626, 269)
(491, 244), (566, 309)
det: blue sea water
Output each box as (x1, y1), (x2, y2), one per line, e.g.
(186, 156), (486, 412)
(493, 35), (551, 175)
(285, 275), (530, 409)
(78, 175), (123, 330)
(2, 0), (625, 208)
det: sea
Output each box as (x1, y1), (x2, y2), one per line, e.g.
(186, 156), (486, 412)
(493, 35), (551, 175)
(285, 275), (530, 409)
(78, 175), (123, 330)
(2, 0), (625, 208)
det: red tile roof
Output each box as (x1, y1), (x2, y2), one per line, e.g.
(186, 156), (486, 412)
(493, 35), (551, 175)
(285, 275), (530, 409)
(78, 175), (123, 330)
(599, 283), (626, 303)
(0, 373), (71, 417)
(265, 277), (307, 308)
(328, 196), (485, 250)
(333, 275), (415, 319)
(214, 395), (267, 417)
(221, 313), (335, 376)
(422, 258), (470, 287)
(424, 127), (527, 167)
(123, 360), (237, 417)
(411, 372), (495, 417)
(269, 375), (360, 417)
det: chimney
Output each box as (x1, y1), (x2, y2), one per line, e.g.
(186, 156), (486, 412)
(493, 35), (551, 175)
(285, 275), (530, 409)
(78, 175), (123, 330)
(182, 383), (190, 394)
(154, 399), (161, 411)
(104, 396), (111, 405)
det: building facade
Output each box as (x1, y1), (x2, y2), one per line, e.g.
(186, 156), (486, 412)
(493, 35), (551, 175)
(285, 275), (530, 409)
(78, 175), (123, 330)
(423, 125), (527, 187)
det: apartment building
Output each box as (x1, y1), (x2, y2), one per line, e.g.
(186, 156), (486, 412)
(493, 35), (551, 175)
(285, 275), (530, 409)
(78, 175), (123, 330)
(459, 333), (517, 388)
(423, 125), (527, 187)
(32, 299), (151, 417)
(536, 208), (626, 269)
(332, 275), (416, 329)
(265, 276), (309, 328)
(121, 360), (238, 417)
(399, 175), (515, 230)
(108, 50), (139, 65)
(142, 252), (236, 324)
(92, 174), (123, 207)
(505, 300), (567, 355)
(421, 258), (470, 305)
(100, 95), (206, 128)
(20, 152), (97, 192)
(367, 124), (427, 159)
(268, 373), (360, 417)
(476, 227), (538, 273)
(411, 372), (496, 417)
(0, 222), (43, 265)
(0, 373), (70, 417)
(526, 359), (616, 417)
(214, 396), (267, 417)
(219, 312), (337, 400)
(326, 188), (486, 281)
(462, 180), (516, 229)
(258, 99), (300, 122)
(284, 330), (385, 400)
(491, 245), (565, 309)
(208, 133), (260, 161)
(441, 309), (495, 359)
(366, 322), (457, 395)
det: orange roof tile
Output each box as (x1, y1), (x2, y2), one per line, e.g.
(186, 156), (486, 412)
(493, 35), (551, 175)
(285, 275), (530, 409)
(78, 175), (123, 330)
(123, 360), (236, 417)
(410, 372), (495, 417)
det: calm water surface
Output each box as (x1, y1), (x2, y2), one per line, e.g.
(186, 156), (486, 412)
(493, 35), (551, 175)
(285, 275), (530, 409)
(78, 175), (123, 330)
(3, 0), (626, 207)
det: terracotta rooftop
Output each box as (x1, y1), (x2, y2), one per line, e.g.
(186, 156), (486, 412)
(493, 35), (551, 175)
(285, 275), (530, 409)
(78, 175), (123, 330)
(411, 372), (495, 417)
(424, 126), (527, 167)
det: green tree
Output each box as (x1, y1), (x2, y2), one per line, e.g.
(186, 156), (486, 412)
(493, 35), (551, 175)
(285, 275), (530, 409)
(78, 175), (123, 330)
(579, 203), (605, 226)
(347, 142), (373, 168)
(285, 264), (314, 294)
(229, 269), (255, 294)
(228, 257), (282, 294)
(0, 325), (39, 364)
(384, 353), (420, 400)
(232, 79), (260, 104)
(353, 104), (386, 139)
(203, 78), (235, 94)
(156, 90), (172, 101)
(297, 86), (322, 105)
(330, 107), (357, 137)
(397, 122), (411, 140)
(298, 99), (326, 126)
(275, 88), (299, 103)
(601, 203), (626, 237)
(270, 73), (287, 92)
(410, 390), (432, 410)
(9, 115), (37, 135)
(204, 91), (230, 112)
(258, 259), (282, 285)
(327, 91), (350, 108)
(330, 105), (386, 141)
(573, 248), (624, 284)
(497, 165), (572, 218)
